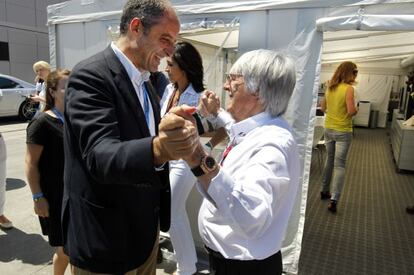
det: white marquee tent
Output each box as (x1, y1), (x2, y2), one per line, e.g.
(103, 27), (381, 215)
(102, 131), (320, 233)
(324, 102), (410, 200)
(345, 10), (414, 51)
(47, 1), (414, 273)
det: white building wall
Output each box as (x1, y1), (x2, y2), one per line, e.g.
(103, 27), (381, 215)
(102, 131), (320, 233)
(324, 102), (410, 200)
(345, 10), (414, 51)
(0, 0), (66, 82)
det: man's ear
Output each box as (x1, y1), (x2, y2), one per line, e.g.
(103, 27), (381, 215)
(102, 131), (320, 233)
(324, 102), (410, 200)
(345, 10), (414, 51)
(129, 17), (142, 35)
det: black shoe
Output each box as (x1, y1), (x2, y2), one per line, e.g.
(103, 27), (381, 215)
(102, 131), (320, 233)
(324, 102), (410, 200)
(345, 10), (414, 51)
(406, 205), (414, 215)
(320, 191), (331, 200)
(328, 200), (337, 213)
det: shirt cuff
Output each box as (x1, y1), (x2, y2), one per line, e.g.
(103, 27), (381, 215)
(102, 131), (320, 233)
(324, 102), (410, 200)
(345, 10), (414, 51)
(155, 162), (166, 171)
(215, 109), (234, 130)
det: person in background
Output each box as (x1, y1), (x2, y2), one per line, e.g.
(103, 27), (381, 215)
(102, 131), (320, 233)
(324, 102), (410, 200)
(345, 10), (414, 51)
(160, 41), (204, 275)
(183, 49), (299, 275)
(31, 61), (51, 112)
(320, 61), (358, 213)
(62, 1), (198, 274)
(25, 69), (71, 275)
(0, 131), (13, 229)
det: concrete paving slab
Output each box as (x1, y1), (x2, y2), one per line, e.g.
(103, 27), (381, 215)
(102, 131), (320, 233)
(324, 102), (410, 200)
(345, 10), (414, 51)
(0, 117), (205, 275)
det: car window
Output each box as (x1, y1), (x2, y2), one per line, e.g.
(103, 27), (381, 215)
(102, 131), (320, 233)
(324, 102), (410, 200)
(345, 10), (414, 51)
(0, 77), (22, 89)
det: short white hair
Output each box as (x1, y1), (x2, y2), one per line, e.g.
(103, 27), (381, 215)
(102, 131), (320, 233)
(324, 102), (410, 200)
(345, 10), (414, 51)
(229, 49), (296, 117)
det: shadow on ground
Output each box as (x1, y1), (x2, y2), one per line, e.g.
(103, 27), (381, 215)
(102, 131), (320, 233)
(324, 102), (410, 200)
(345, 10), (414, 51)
(6, 178), (26, 191)
(0, 227), (54, 265)
(157, 237), (210, 275)
(0, 116), (24, 126)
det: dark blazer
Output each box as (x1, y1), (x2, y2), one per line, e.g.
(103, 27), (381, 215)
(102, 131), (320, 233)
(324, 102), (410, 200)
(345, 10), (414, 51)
(62, 46), (170, 274)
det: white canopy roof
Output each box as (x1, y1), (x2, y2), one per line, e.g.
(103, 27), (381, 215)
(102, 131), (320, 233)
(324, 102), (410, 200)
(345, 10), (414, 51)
(48, 1), (414, 67)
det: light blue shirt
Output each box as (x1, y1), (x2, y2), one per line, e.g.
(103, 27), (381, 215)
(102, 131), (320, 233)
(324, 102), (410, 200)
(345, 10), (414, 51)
(160, 83), (200, 117)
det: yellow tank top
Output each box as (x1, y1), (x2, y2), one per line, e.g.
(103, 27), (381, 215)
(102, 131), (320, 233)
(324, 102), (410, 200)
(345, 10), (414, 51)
(324, 83), (353, 132)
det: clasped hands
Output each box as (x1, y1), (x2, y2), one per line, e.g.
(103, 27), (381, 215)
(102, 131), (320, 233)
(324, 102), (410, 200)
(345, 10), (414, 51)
(153, 91), (221, 166)
(153, 105), (199, 165)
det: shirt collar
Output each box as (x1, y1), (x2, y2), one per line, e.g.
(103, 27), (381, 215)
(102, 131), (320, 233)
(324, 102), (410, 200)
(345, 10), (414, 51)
(111, 42), (150, 87)
(182, 83), (196, 95)
(229, 112), (272, 145)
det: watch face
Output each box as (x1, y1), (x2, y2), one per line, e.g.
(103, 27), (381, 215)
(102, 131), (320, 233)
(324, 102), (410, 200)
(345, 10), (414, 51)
(204, 156), (216, 170)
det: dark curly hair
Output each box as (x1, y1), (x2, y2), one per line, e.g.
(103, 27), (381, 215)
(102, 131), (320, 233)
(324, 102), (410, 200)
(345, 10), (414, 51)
(172, 41), (205, 93)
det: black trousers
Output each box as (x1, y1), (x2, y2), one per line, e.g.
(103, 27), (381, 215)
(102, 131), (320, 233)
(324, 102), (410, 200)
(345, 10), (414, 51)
(206, 246), (282, 275)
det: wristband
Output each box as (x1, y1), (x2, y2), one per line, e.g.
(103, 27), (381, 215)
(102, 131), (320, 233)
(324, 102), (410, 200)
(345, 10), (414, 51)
(32, 192), (44, 201)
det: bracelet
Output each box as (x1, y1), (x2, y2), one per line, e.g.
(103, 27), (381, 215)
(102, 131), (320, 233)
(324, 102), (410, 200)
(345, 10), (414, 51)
(32, 192), (44, 201)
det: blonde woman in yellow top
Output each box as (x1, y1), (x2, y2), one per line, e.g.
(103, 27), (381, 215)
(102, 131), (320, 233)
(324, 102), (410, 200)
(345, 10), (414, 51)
(320, 61), (358, 213)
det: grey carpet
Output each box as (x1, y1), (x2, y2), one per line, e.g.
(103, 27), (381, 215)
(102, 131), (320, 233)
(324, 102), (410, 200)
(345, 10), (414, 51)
(298, 127), (414, 275)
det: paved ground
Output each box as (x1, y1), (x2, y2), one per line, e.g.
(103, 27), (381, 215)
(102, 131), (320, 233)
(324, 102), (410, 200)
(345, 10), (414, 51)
(0, 117), (209, 275)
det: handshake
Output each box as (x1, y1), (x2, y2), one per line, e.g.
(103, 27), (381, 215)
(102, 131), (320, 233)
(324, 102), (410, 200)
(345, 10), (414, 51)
(152, 91), (221, 165)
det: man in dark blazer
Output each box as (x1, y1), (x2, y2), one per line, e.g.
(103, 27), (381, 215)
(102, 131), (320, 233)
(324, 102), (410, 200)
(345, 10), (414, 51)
(62, 0), (198, 274)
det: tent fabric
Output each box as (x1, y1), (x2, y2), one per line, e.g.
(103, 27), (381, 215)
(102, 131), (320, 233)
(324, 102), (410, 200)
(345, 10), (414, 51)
(402, 55), (414, 68)
(47, 0), (414, 26)
(173, 0), (358, 14)
(46, 1), (414, 274)
(356, 74), (397, 116)
(317, 14), (414, 31)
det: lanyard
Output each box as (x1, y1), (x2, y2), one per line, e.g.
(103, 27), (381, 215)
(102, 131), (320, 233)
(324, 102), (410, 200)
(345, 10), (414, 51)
(52, 107), (64, 124)
(220, 136), (236, 166)
(142, 83), (150, 126)
(220, 144), (233, 166)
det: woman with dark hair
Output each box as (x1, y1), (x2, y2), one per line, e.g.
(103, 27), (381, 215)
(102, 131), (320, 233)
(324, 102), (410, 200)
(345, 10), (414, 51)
(320, 61), (358, 213)
(161, 41), (204, 114)
(25, 69), (70, 275)
(160, 41), (204, 275)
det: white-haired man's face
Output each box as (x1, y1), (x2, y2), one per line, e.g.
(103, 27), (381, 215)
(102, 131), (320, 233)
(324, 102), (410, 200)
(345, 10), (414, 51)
(223, 74), (263, 122)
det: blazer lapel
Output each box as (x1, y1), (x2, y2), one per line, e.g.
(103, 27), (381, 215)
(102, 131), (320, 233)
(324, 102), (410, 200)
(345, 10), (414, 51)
(103, 46), (150, 136)
(145, 82), (161, 135)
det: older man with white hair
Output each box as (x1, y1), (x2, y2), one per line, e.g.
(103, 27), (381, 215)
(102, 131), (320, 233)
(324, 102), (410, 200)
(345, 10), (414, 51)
(184, 49), (300, 275)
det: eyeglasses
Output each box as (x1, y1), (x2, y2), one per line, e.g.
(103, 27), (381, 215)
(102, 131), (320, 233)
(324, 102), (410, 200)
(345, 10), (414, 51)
(225, 73), (243, 82)
(353, 69), (358, 75)
(225, 73), (244, 94)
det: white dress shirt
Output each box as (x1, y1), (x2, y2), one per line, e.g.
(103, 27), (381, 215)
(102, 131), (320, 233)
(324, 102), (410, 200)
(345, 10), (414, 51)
(204, 108), (234, 134)
(197, 111), (300, 260)
(111, 42), (156, 136)
(160, 83), (200, 117)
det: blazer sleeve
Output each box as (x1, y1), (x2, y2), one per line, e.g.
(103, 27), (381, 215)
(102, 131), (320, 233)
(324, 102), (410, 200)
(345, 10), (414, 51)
(65, 63), (160, 186)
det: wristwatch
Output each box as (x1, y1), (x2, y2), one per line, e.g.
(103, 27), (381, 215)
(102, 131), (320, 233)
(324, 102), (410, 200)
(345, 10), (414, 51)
(191, 155), (218, 177)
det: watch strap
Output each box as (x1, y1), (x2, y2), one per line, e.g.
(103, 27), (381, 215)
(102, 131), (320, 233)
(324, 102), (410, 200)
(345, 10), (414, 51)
(191, 165), (205, 177)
